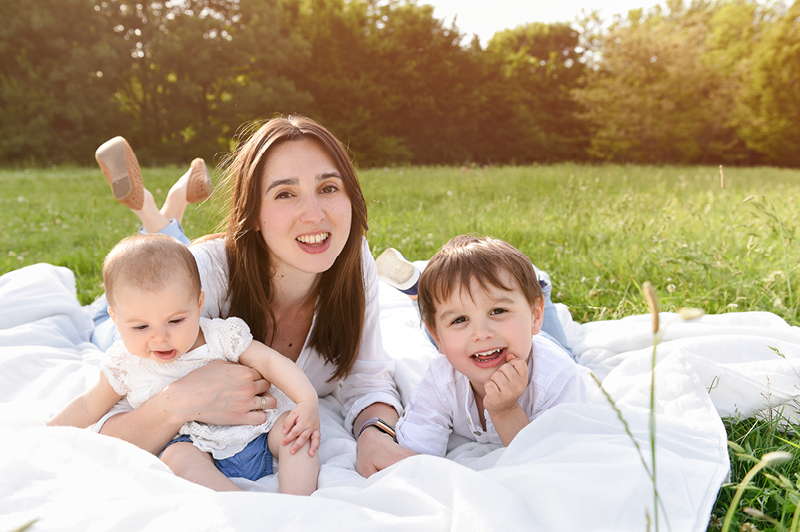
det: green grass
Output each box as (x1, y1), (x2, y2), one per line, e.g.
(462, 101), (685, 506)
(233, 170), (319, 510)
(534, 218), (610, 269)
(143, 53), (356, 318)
(3, 163), (800, 530)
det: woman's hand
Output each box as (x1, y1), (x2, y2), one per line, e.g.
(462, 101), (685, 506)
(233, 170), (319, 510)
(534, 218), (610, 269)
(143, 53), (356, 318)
(100, 360), (274, 454)
(173, 360), (275, 426)
(281, 400), (321, 456)
(356, 427), (417, 478)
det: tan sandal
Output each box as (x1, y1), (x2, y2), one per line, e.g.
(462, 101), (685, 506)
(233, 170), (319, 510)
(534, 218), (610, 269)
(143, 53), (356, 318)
(186, 158), (212, 203)
(95, 137), (144, 210)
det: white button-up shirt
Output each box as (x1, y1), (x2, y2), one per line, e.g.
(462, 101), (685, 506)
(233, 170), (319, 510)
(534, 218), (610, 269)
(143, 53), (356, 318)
(396, 334), (587, 456)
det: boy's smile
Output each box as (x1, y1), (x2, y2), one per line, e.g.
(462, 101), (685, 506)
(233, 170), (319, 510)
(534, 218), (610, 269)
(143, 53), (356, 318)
(429, 273), (544, 398)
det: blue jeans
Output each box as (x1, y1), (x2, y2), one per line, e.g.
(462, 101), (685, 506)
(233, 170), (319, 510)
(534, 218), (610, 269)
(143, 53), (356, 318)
(161, 433), (275, 481)
(90, 219), (190, 350)
(534, 267), (573, 356)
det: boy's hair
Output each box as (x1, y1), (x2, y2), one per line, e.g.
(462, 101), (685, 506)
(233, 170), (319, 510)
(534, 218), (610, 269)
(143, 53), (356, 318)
(418, 235), (544, 331)
(103, 234), (202, 307)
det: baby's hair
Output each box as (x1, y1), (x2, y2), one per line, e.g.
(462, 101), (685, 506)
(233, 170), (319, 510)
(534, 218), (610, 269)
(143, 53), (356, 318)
(103, 234), (202, 307)
(417, 235), (544, 331)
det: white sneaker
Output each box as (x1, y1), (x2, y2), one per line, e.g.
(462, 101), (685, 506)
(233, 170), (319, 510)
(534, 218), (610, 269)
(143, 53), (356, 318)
(376, 248), (420, 293)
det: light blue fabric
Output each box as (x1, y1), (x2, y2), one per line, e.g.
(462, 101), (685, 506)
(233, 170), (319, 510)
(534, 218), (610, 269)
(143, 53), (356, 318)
(535, 268), (573, 356)
(90, 219), (190, 350)
(139, 218), (191, 246)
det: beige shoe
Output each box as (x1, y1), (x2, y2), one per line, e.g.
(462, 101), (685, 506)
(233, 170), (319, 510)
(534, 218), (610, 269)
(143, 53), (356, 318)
(376, 248), (420, 294)
(186, 158), (212, 203)
(95, 136), (144, 210)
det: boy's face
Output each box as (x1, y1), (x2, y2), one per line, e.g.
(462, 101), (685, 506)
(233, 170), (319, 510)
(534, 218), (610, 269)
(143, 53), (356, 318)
(109, 279), (204, 364)
(428, 272), (544, 397)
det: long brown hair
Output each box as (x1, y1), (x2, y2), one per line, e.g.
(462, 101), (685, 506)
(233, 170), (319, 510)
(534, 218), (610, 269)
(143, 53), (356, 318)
(221, 115), (368, 381)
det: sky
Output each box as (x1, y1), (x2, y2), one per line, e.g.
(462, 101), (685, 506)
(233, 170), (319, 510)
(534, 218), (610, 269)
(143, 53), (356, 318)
(423, 0), (665, 44)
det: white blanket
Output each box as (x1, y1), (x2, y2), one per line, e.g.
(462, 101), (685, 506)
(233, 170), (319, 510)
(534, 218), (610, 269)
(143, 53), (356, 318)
(2, 263), (798, 531)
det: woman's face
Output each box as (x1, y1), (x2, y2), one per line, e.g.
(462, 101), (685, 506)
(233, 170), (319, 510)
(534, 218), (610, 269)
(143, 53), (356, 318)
(257, 137), (353, 279)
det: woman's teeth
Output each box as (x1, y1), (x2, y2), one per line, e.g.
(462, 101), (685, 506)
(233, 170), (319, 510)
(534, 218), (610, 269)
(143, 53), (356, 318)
(297, 232), (329, 244)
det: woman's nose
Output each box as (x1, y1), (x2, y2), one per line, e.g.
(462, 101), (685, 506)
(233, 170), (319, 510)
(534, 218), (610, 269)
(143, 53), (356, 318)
(299, 194), (324, 223)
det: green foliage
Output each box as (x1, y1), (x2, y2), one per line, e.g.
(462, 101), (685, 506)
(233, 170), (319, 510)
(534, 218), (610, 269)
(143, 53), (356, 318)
(485, 22), (589, 163)
(712, 415), (800, 532)
(737, 0), (800, 166)
(2, 1), (800, 167)
(93, 0), (311, 164)
(572, 3), (740, 164)
(0, 0), (129, 165)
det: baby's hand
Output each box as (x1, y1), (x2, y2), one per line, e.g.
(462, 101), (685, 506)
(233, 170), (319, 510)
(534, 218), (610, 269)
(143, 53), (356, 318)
(281, 400), (321, 456)
(483, 353), (527, 414)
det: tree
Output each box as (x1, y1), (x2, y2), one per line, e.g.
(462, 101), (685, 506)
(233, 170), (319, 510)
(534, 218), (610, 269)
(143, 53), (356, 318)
(94, 0), (311, 163)
(288, 0), (484, 166)
(482, 22), (589, 163)
(571, 3), (738, 164)
(0, 0), (130, 164)
(737, 0), (800, 166)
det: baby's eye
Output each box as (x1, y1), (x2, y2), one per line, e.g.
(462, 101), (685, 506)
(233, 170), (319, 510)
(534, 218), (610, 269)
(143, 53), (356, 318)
(132, 325), (148, 331)
(450, 316), (467, 325)
(490, 308), (507, 316)
(169, 318), (185, 325)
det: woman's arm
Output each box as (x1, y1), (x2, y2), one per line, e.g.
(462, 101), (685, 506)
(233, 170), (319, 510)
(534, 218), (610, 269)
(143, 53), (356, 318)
(354, 402), (417, 477)
(349, 239), (415, 476)
(99, 360), (273, 454)
(47, 372), (123, 428)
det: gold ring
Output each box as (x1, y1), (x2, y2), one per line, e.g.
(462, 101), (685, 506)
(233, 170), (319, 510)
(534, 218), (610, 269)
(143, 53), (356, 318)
(260, 396), (268, 411)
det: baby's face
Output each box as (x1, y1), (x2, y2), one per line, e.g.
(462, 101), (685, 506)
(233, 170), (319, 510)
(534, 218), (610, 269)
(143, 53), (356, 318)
(429, 272), (544, 394)
(109, 280), (203, 364)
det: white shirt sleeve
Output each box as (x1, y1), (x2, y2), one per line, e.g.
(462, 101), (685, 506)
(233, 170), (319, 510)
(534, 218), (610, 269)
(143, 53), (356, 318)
(339, 238), (403, 433)
(395, 364), (453, 457)
(191, 238), (230, 319)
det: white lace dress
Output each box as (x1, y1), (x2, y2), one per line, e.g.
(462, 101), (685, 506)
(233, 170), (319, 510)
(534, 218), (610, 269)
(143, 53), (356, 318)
(101, 316), (294, 459)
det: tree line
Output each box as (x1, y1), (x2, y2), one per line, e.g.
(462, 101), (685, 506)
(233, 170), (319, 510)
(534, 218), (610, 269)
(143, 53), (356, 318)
(1, 0), (798, 168)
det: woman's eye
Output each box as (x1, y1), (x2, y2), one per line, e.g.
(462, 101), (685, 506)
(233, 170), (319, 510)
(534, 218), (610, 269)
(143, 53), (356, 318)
(274, 191), (292, 200)
(321, 184), (339, 194)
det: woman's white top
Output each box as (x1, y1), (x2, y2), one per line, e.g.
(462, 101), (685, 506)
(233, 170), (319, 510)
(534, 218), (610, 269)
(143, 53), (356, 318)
(191, 236), (402, 432)
(102, 317), (293, 459)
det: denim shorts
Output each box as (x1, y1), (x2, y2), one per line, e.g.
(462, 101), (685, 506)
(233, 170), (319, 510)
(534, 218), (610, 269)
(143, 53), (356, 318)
(162, 432), (274, 481)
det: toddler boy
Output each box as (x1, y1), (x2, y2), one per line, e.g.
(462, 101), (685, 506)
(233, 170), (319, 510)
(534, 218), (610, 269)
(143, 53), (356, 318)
(395, 235), (586, 456)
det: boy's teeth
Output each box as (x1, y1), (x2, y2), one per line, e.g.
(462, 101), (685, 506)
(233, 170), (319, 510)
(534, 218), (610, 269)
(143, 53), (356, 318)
(473, 348), (502, 359)
(297, 232), (329, 244)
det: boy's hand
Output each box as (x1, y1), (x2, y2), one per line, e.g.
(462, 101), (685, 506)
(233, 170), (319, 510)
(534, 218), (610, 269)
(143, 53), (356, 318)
(280, 400), (321, 456)
(483, 353), (527, 414)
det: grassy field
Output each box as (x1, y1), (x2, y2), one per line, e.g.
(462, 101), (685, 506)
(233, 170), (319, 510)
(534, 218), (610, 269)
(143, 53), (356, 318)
(3, 163), (800, 530)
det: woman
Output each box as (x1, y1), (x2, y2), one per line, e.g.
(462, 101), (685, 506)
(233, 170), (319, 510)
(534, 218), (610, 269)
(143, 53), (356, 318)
(92, 116), (414, 477)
